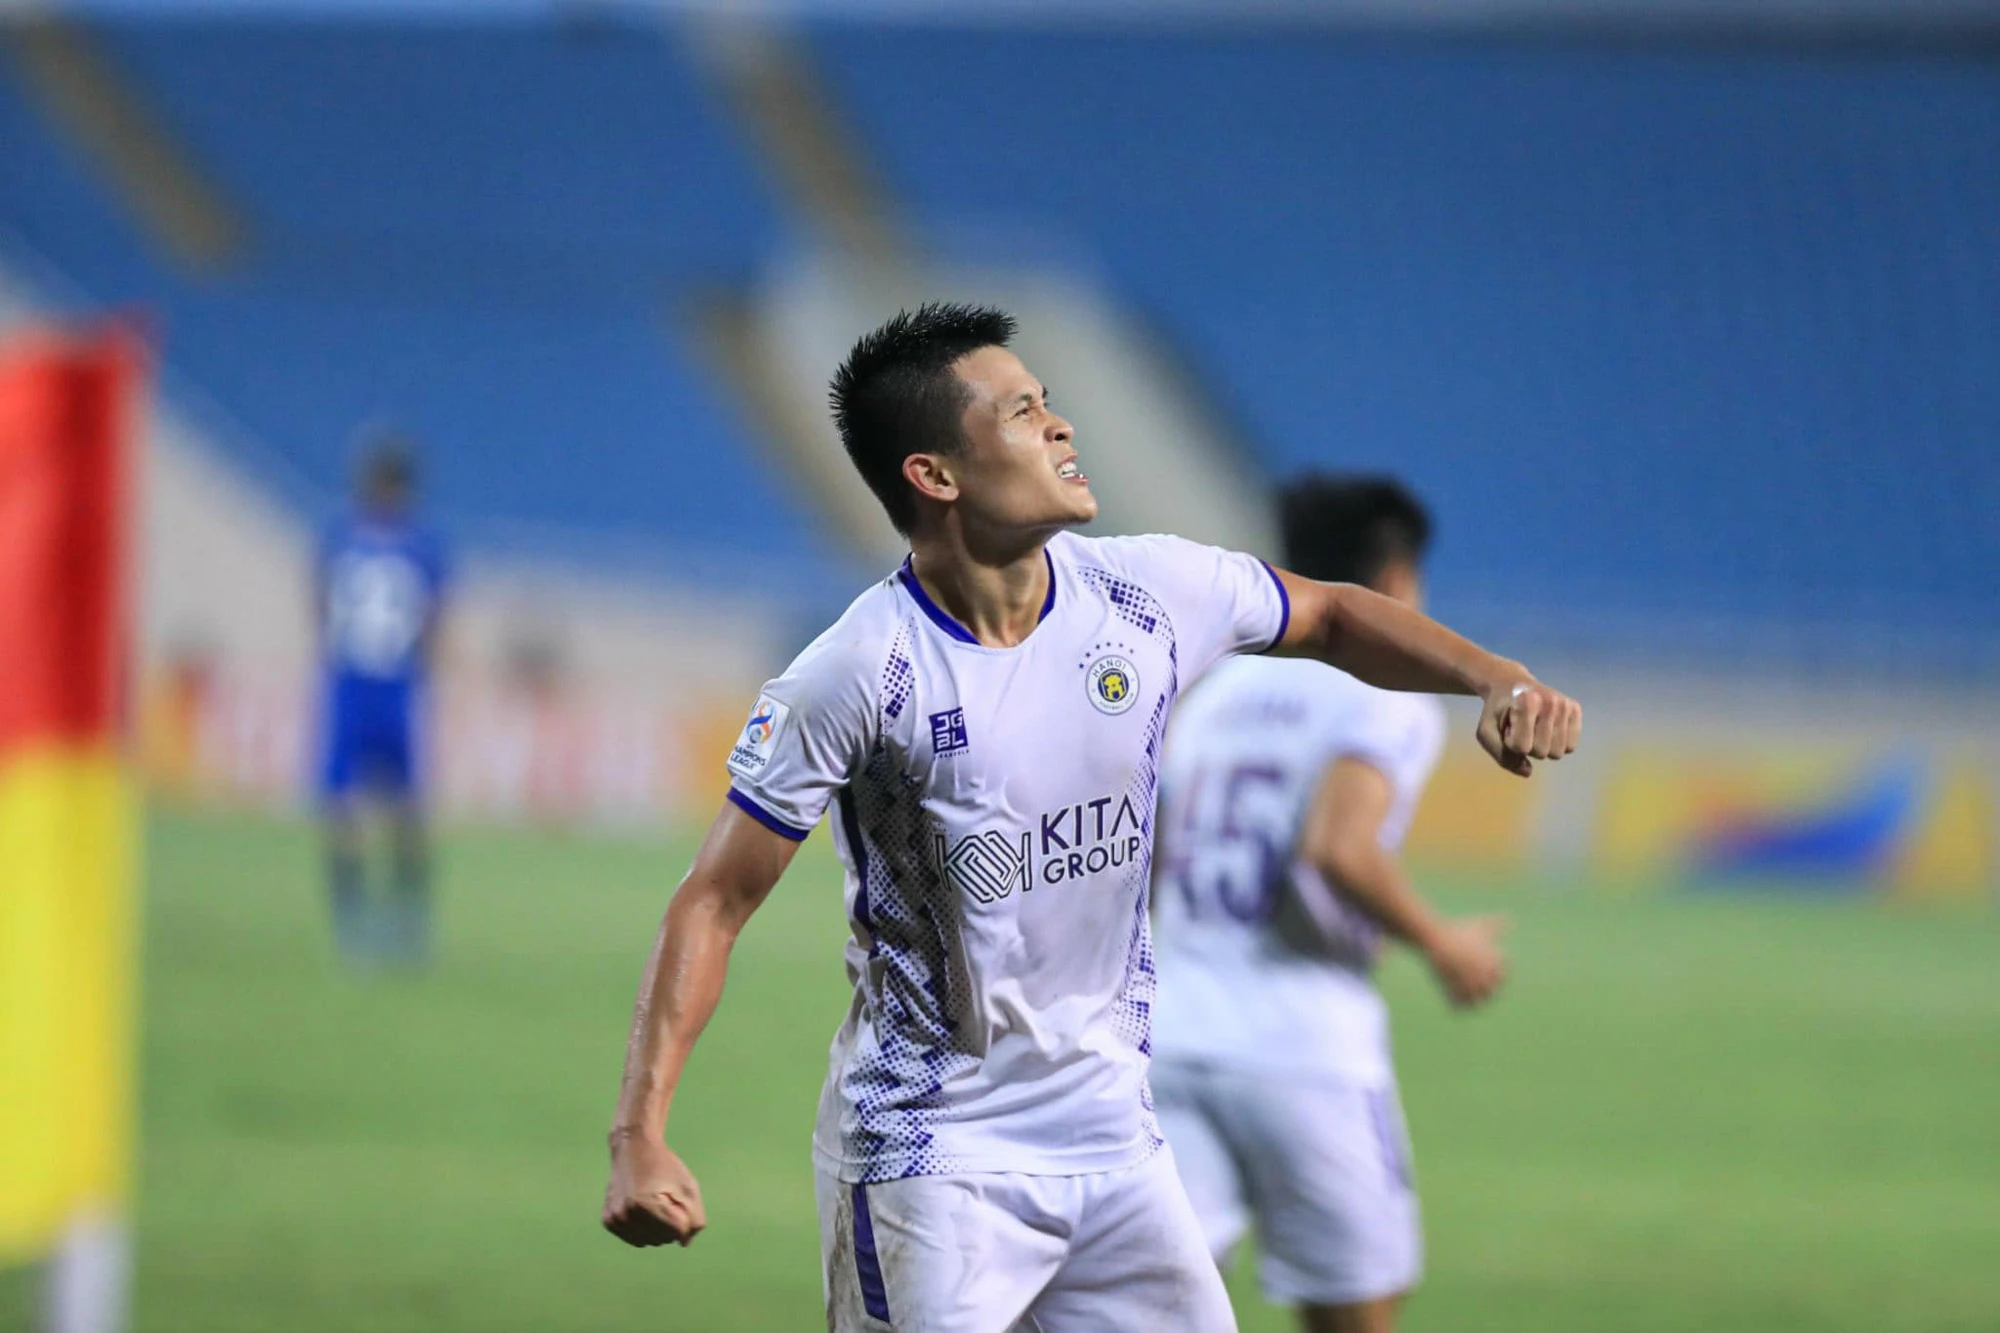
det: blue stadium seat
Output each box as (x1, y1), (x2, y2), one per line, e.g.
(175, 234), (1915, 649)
(6, 22), (1995, 663)
(0, 19), (838, 577)
(812, 27), (2000, 663)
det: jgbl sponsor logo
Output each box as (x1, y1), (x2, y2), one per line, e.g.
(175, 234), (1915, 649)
(935, 793), (1147, 901)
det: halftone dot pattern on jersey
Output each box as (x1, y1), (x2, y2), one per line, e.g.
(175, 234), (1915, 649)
(1085, 571), (1162, 638)
(836, 624), (979, 1182)
(1077, 568), (1179, 1150)
(881, 623), (915, 721)
(841, 758), (978, 1181)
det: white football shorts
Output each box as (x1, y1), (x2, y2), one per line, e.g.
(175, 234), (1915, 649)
(1152, 1058), (1421, 1307)
(815, 1145), (1237, 1332)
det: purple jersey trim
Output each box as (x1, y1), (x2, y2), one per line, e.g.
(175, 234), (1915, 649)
(1259, 559), (1292, 652)
(726, 787), (811, 841)
(896, 550), (1056, 644)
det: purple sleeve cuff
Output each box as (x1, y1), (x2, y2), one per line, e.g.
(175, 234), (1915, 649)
(726, 787), (812, 841)
(1259, 560), (1292, 653)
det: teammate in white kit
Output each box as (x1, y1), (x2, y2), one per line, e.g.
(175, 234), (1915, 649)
(599, 307), (1580, 1332)
(1152, 477), (1507, 1333)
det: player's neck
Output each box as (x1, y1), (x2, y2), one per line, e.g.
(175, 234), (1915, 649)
(906, 529), (1053, 649)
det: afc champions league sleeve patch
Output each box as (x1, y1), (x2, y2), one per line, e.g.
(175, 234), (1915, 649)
(727, 694), (791, 776)
(1085, 653), (1140, 715)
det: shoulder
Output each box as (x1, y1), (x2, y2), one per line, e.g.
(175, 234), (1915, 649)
(1381, 688), (1448, 742)
(1201, 653), (1315, 701)
(388, 525), (448, 580)
(1051, 530), (1238, 619)
(1053, 530), (1212, 581)
(774, 576), (910, 698)
(1349, 686), (1448, 773)
(1410, 693), (1450, 756)
(1173, 656), (1320, 733)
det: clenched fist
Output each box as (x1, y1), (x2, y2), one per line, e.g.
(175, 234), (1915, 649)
(602, 1132), (706, 1248)
(1477, 679), (1581, 777)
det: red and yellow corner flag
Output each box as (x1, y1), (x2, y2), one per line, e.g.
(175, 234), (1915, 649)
(0, 327), (142, 1262)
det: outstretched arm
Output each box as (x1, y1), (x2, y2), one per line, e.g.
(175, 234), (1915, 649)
(1297, 756), (1505, 1008)
(602, 801), (803, 1248)
(1269, 569), (1581, 777)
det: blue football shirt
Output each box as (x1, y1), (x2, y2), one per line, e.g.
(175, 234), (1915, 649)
(316, 515), (449, 689)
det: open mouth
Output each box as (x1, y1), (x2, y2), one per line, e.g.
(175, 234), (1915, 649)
(1055, 456), (1087, 484)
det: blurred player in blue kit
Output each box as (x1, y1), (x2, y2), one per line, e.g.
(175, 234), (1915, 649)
(1151, 478), (1505, 1333)
(313, 434), (449, 964)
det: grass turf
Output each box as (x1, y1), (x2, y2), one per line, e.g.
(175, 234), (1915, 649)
(7, 807), (1997, 1332)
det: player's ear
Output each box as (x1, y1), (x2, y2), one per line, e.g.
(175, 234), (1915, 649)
(903, 453), (959, 506)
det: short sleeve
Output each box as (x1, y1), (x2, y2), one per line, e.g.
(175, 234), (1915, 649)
(723, 630), (875, 841)
(1319, 691), (1448, 845)
(1099, 534), (1289, 682)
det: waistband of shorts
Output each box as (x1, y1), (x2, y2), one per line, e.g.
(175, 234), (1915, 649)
(812, 1130), (1162, 1185)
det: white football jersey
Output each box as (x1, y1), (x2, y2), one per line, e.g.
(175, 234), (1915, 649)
(726, 531), (1290, 1184)
(1150, 657), (1445, 1086)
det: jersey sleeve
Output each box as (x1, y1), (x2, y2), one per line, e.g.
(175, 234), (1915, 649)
(1320, 693), (1448, 841)
(723, 630), (876, 841)
(1323, 694), (1427, 777)
(1103, 534), (1290, 681)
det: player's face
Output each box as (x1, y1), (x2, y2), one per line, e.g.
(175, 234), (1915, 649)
(944, 346), (1097, 532)
(363, 475), (411, 519)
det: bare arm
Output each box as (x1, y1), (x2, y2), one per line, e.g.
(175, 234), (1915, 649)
(1269, 569), (1581, 777)
(1298, 756), (1506, 1008)
(602, 801), (803, 1248)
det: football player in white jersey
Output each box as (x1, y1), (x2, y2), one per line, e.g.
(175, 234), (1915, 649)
(599, 306), (1579, 1333)
(1151, 477), (1503, 1333)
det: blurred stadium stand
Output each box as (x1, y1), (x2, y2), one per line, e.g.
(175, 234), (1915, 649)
(4, 15), (1994, 674)
(811, 26), (2000, 673)
(0, 19), (840, 582)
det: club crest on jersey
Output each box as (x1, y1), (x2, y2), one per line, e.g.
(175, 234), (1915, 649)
(1085, 654), (1140, 715)
(726, 694), (790, 776)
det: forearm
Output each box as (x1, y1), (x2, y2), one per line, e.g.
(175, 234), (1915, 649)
(608, 884), (747, 1143)
(1285, 580), (1524, 697)
(1307, 841), (1447, 956)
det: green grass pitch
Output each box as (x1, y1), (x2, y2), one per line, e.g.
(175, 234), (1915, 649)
(5, 807), (1998, 1332)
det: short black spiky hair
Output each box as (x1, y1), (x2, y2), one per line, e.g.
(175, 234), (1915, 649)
(1279, 474), (1432, 588)
(830, 302), (1019, 534)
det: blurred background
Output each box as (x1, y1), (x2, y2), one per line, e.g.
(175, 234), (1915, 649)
(1, 2), (1995, 1331)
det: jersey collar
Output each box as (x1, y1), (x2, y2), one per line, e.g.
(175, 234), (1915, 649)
(897, 549), (1057, 646)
